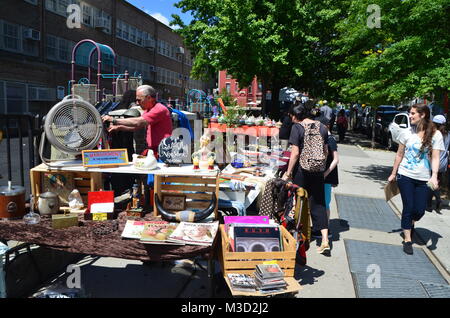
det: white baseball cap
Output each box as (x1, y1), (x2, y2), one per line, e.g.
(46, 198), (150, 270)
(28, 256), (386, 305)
(432, 115), (446, 124)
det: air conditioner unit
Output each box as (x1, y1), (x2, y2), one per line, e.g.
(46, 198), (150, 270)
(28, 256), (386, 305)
(143, 39), (155, 49)
(176, 47), (185, 55)
(23, 29), (40, 41)
(29, 87), (56, 101)
(94, 17), (109, 30)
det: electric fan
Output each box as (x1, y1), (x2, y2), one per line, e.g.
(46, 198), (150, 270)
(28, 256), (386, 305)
(39, 95), (105, 166)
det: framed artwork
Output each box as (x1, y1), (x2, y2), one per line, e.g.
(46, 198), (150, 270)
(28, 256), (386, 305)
(162, 194), (186, 211)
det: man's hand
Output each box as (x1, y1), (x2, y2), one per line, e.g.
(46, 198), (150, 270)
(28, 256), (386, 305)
(102, 115), (112, 123)
(107, 125), (119, 133)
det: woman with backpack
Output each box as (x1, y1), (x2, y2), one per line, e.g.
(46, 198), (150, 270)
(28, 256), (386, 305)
(282, 101), (331, 254)
(427, 115), (450, 213)
(387, 104), (445, 255)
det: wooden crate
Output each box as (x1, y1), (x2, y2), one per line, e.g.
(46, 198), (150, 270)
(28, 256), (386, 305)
(30, 163), (102, 206)
(219, 225), (297, 277)
(153, 174), (220, 219)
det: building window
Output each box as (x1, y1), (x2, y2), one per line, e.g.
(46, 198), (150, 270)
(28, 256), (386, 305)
(248, 86), (252, 94)
(3, 22), (20, 52)
(129, 26), (136, 43)
(46, 35), (57, 60)
(226, 73), (232, 79)
(226, 83), (231, 94)
(24, 0), (38, 5)
(116, 20), (123, 38)
(0, 81), (5, 114)
(6, 82), (27, 114)
(82, 3), (93, 26)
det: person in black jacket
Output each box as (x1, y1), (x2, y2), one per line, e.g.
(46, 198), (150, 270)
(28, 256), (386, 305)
(109, 90), (137, 196)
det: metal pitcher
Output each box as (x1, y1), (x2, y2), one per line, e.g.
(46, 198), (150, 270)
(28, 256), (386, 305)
(38, 192), (60, 215)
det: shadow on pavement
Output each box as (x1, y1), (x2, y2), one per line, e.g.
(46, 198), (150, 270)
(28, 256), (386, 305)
(344, 164), (392, 187)
(294, 264), (325, 286)
(414, 228), (443, 251)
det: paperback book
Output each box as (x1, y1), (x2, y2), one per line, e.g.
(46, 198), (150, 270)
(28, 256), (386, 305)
(121, 220), (148, 239)
(168, 221), (219, 246)
(140, 221), (183, 245)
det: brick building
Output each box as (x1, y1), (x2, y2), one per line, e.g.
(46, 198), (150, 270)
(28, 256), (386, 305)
(217, 70), (262, 107)
(0, 0), (215, 117)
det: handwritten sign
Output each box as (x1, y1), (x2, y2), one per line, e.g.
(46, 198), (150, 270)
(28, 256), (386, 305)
(158, 133), (190, 165)
(81, 149), (129, 168)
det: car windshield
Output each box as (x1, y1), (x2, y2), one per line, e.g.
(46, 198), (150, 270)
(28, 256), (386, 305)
(382, 113), (397, 123)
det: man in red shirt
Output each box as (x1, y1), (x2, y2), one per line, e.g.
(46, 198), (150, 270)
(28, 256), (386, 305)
(102, 85), (173, 156)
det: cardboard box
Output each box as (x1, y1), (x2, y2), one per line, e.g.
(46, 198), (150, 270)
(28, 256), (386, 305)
(52, 213), (79, 229)
(84, 191), (115, 221)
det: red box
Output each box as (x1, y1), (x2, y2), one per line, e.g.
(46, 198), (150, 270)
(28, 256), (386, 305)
(84, 191), (115, 220)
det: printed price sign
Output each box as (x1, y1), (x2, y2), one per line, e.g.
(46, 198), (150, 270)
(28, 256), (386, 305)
(82, 149), (129, 168)
(158, 134), (190, 165)
(92, 213), (108, 221)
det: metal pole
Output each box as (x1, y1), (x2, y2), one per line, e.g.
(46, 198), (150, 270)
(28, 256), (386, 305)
(5, 117), (11, 183)
(18, 116), (24, 187)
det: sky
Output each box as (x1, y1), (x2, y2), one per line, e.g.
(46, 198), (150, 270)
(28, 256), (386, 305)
(125, 0), (192, 29)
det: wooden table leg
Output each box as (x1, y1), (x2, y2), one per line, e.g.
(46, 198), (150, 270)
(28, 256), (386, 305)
(208, 258), (215, 298)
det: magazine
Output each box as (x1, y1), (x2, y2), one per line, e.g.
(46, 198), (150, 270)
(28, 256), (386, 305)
(121, 220), (148, 239)
(140, 222), (182, 245)
(168, 221), (219, 246)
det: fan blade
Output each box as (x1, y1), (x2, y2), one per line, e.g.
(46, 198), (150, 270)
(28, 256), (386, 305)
(64, 130), (83, 149)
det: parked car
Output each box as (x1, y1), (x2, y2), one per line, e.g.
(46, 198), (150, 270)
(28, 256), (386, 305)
(374, 110), (400, 149)
(364, 105), (397, 137)
(388, 112), (410, 150)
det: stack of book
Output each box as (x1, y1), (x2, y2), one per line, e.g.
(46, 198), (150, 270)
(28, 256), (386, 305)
(227, 273), (257, 292)
(254, 264), (287, 294)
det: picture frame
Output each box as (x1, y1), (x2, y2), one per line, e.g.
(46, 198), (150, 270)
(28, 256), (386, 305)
(162, 194), (186, 211)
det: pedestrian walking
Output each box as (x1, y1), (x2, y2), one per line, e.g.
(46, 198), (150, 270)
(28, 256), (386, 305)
(336, 109), (348, 142)
(322, 122), (339, 235)
(427, 115), (450, 213)
(282, 101), (330, 255)
(388, 104), (445, 255)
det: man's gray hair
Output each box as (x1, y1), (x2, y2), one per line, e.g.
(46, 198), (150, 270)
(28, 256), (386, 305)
(137, 85), (157, 98)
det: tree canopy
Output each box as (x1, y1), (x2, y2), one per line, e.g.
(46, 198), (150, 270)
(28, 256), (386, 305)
(332, 0), (450, 105)
(171, 0), (347, 118)
(172, 0), (449, 112)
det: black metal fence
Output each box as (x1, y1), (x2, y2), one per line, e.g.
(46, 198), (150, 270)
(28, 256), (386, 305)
(0, 113), (41, 194)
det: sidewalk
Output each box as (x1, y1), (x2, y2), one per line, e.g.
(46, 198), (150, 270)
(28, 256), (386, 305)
(297, 135), (450, 297)
(7, 135), (450, 298)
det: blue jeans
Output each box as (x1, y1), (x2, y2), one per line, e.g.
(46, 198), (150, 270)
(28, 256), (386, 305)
(396, 174), (430, 230)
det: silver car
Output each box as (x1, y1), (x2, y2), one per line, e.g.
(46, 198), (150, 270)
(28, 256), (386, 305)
(388, 112), (410, 149)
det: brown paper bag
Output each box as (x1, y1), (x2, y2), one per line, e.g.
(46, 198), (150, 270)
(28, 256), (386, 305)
(384, 180), (400, 201)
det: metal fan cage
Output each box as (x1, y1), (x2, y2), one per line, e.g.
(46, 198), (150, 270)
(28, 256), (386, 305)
(44, 97), (103, 154)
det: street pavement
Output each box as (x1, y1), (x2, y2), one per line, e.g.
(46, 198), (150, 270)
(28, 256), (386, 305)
(4, 131), (450, 298)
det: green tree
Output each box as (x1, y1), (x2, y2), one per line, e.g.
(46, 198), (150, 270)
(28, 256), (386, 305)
(171, 0), (347, 119)
(333, 0), (450, 106)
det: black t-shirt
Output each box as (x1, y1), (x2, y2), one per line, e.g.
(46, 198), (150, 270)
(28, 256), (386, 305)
(279, 115), (293, 140)
(324, 134), (339, 185)
(288, 121), (329, 148)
